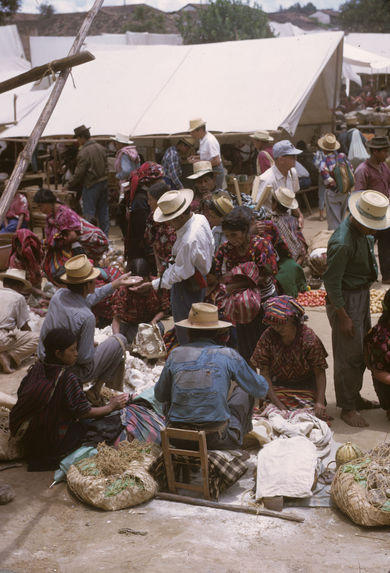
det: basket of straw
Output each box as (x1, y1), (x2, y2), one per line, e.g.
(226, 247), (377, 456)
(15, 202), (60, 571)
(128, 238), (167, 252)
(331, 443), (390, 526)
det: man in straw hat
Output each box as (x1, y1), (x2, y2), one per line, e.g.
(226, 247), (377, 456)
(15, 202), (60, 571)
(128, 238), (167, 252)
(0, 269), (39, 373)
(324, 190), (390, 427)
(155, 303), (268, 449)
(187, 160), (217, 210)
(249, 131), (274, 175)
(315, 132), (354, 230)
(130, 189), (214, 345)
(162, 139), (193, 190)
(110, 133), (140, 183)
(68, 125), (109, 236)
(38, 255), (134, 400)
(188, 118), (225, 189)
(202, 191), (234, 253)
(354, 136), (390, 284)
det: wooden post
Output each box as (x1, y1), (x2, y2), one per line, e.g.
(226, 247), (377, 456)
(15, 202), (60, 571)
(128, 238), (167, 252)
(0, 0), (104, 226)
(233, 177), (242, 206)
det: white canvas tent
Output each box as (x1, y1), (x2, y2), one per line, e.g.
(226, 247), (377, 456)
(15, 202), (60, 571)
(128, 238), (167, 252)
(1, 32), (344, 139)
(344, 42), (390, 76)
(345, 34), (390, 61)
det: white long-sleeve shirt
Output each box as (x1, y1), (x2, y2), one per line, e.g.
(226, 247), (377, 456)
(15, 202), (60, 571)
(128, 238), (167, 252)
(256, 164), (299, 209)
(152, 213), (214, 291)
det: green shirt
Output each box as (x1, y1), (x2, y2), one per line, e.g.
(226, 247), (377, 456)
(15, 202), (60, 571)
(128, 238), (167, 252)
(323, 216), (377, 309)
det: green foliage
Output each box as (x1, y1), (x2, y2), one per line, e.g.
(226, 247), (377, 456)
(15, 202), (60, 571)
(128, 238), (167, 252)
(122, 5), (166, 34)
(282, 2), (317, 14)
(178, 0), (273, 45)
(339, 0), (390, 32)
(38, 2), (55, 18)
(0, 0), (21, 24)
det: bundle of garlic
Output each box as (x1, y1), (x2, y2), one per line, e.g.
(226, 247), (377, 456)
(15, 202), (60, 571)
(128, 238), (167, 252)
(370, 289), (385, 314)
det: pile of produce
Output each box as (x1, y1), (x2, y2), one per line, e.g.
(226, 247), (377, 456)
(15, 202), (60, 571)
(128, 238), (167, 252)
(297, 289), (326, 307)
(370, 289), (385, 314)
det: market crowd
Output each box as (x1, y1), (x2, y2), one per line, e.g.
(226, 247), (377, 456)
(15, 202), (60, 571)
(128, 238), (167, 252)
(1, 114), (390, 473)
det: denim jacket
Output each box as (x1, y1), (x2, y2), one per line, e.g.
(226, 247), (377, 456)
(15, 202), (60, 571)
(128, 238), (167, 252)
(154, 339), (268, 424)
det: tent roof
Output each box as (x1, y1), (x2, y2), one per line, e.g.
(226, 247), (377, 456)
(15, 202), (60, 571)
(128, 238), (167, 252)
(344, 42), (390, 74)
(345, 33), (390, 60)
(1, 31), (343, 139)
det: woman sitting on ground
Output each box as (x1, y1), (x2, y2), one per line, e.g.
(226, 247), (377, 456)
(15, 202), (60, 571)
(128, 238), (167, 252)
(250, 295), (329, 420)
(33, 188), (109, 284)
(10, 328), (128, 471)
(364, 288), (390, 421)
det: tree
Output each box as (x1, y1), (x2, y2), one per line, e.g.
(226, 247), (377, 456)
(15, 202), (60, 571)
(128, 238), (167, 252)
(178, 0), (273, 45)
(122, 5), (166, 34)
(38, 2), (55, 18)
(339, 0), (390, 32)
(0, 0), (21, 25)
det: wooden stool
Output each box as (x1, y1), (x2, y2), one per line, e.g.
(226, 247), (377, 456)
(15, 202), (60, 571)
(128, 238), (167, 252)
(161, 428), (210, 500)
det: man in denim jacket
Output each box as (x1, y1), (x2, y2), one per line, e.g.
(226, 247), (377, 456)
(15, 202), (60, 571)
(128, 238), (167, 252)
(155, 303), (268, 449)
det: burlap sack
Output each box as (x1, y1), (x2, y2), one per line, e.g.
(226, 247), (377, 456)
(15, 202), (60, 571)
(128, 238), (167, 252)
(0, 407), (23, 461)
(331, 461), (390, 527)
(309, 230), (333, 252)
(67, 461), (157, 511)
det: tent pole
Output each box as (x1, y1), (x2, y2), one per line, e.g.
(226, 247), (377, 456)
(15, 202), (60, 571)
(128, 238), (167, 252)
(331, 38), (343, 133)
(0, 0), (104, 226)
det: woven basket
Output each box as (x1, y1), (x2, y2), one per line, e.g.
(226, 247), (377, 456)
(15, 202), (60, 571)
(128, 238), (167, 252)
(331, 464), (390, 527)
(67, 460), (157, 511)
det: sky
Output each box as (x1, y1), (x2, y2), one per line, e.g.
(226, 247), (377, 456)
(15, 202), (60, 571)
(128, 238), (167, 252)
(21, 0), (343, 15)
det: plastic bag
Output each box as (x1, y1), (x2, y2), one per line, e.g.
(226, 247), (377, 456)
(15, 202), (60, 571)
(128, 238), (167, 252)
(132, 323), (166, 359)
(348, 128), (369, 168)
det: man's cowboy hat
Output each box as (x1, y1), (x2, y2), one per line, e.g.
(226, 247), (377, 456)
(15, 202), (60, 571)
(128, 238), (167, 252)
(317, 133), (340, 152)
(188, 118), (206, 132)
(211, 192), (233, 216)
(366, 136), (390, 150)
(249, 131), (274, 143)
(73, 125), (90, 137)
(60, 255), (101, 284)
(0, 268), (32, 290)
(110, 133), (134, 145)
(176, 138), (193, 148)
(187, 161), (214, 180)
(349, 190), (390, 230)
(153, 189), (194, 223)
(175, 302), (232, 330)
(273, 186), (298, 210)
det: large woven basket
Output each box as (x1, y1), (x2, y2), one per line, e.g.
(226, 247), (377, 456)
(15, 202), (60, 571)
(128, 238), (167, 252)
(67, 460), (157, 511)
(331, 463), (390, 527)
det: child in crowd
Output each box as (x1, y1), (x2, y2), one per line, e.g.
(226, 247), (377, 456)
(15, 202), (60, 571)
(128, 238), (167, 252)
(111, 258), (170, 345)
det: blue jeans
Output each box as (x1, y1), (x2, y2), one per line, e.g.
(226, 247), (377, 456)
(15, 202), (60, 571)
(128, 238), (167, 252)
(82, 180), (110, 236)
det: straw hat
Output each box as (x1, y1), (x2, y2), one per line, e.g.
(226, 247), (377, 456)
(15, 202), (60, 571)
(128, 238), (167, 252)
(153, 189), (194, 223)
(366, 136), (390, 150)
(187, 161), (213, 180)
(348, 190), (390, 230)
(175, 303), (232, 330)
(110, 133), (134, 145)
(211, 192), (233, 216)
(0, 268), (32, 290)
(317, 133), (340, 152)
(59, 255), (101, 284)
(249, 131), (274, 143)
(273, 187), (298, 210)
(188, 118), (206, 132)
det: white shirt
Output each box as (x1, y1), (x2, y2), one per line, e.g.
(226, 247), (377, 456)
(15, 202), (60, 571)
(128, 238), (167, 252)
(0, 287), (30, 330)
(152, 214), (214, 290)
(256, 164), (300, 209)
(199, 131), (221, 161)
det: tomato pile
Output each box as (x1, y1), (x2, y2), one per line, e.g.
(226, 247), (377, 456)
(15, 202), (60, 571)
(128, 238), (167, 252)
(297, 289), (327, 307)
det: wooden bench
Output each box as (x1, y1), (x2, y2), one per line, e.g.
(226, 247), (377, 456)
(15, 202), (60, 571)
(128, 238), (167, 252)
(295, 185), (318, 215)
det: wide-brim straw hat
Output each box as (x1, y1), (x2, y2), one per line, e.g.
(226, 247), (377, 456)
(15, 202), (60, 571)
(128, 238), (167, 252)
(0, 268), (32, 290)
(187, 160), (214, 180)
(211, 192), (233, 216)
(318, 133), (340, 152)
(175, 302), (232, 330)
(349, 190), (390, 230)
(110, 132), (134, 145)
(153, 189), (194, 223)
(274, 186), (298, 210)
(188, 118), (206, 132)
(60, 254), (101, 284)
(249, 131), (274, 143)
(366, 136), (390, 150)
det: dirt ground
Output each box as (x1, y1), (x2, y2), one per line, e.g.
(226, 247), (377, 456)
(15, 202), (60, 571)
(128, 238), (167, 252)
(0, 212), (389, 573)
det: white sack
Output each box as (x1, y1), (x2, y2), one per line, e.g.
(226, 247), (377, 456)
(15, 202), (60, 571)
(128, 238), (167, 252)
(256, 435), (317, 499)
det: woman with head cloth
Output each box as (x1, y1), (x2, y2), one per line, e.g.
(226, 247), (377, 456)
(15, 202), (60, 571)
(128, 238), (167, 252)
(250, 295), (329, 419)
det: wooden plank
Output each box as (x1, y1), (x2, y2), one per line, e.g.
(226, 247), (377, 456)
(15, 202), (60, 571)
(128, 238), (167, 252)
(0, 52), (95, 95)
(0, 0), (104, 226)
